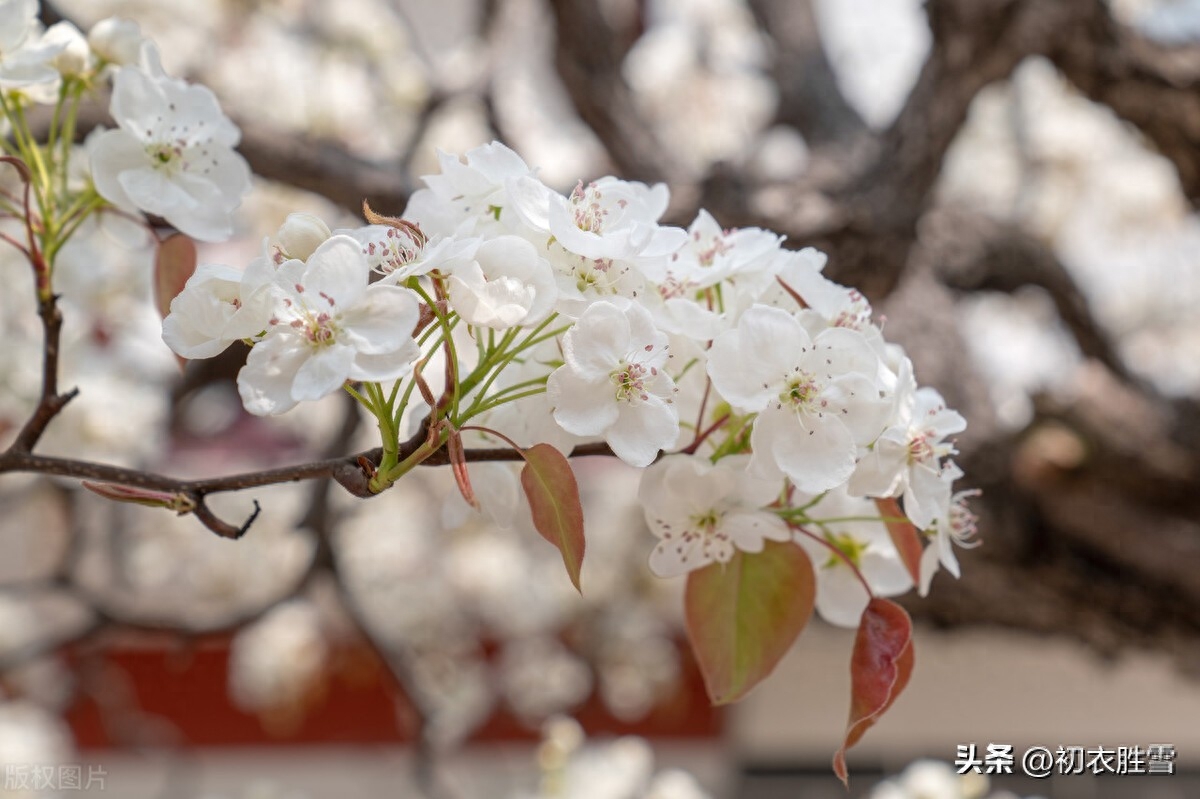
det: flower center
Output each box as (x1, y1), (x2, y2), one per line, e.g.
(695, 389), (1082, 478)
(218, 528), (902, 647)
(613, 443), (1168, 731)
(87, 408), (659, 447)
(362, 227), (423, 275)
(611, 359), (654, 402)
(693, 229), (732, 267)
(779, 370), (821, 413)
(908, 432), (934, 463)
(824, 531), (867, 569)
(569, 180), (609, 233)
(306, 313), (337, 345)
(147, 142), (184, 173)
(278, 283), (341, 347)
(943, 489), (982, 544)
(830, 290), (871, 330)
(568, 254), (624, 295)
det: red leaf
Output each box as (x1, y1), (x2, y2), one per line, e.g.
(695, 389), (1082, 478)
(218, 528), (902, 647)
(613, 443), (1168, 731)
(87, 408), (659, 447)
(520, 444), (585, 592)
(833, 598), (915, 786)
(154, 234), (197, 320)
(685, 540), (815, 705)
(446, 429), (479, 510)
(875, 497), (923, 586)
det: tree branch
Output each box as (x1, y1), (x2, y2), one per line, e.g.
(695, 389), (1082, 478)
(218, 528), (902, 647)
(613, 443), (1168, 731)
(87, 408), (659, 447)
(746, 0), (868, 146)
(1049, 0), (1200, 204)
(544, 0), (679, 184)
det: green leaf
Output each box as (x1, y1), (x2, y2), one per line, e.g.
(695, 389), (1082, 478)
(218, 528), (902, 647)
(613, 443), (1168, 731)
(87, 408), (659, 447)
(875, 497), (922, 586)
(154, 233), (197, 320)
(520, 443), (585, 592)
(832, 597), (915, 786)
(684, 540), (815, 705)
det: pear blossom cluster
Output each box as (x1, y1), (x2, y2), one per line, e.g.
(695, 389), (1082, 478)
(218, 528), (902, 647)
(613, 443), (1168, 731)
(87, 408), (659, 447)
(163, 140), (978, 628)
(0, 1), (249, 241)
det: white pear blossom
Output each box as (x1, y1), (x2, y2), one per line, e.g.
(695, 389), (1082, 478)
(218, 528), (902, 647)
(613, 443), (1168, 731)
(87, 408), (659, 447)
(647, 209), (782, 295)
(513, 175), (682, 266)
(851, 380), (967, 529)
(446, 234), (557, 328)
(794, 487), (914, 627)
(42, 21), (90, 77)
(88, 61), (251, 241)
(707, 304), (892, 493)
(163, 260), (285, 361)
(547, 300), (679, 467)
(510, 175), (686, 315)
(772, 247), (875, 331)
(271, 212), (331, 263)
(339, 221), (478, 283)
(87, 17), (146, 67)
(639, 454), (789, 577)
(236, 235), (422, 415)
(918, 480), (981, 596)
(0, 0), (62, 91)
(404, 141), (537, 236)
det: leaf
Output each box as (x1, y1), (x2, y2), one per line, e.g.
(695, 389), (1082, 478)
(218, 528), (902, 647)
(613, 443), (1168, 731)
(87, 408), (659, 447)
(833, 598), (915, 786)
(83, 481), (194, 513)
(685, 540), (815, 705)
(154, 234), (197, 319)
(519, 443), (585, 592)
(446, 428), (479, 510)
(875, 497), (923, 586)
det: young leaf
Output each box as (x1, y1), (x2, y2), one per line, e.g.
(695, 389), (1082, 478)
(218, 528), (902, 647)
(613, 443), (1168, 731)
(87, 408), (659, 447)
(833, 597), (915, 786)
(83, 481), (195, 513)
(685, 540), (815, 705)
(154, 234), (197, 319)
(520, 443), (585, 592)
(875, 497), (923, 586)
(446, 429), (480, 510)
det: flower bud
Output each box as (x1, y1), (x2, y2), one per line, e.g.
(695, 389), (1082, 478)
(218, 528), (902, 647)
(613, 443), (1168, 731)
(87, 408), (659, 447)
(87, 18), (145, 66)
(44, 22), (91, 76)
(274, 213), (331, 262)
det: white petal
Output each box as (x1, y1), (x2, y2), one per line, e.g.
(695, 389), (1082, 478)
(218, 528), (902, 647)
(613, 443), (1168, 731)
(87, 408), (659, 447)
(301, 236), (369, 309)
(292, 343), (356, 401)
(88, 130), (147, 211)
(755, 407), (856, 494)
(547, 369), (619, 436)
(349, 342), (421, 382)
(562, 301), (631, 380)
(814, 565), (871, 628)
(607, 396), (678, 467)
(707, 305), (808, 412)
(340, 285), (420, 353)
(648, 537), (708, 578)
(237, 333), (309, 415)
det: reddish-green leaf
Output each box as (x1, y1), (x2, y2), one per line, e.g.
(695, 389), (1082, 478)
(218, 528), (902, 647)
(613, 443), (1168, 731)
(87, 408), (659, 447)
(685, 540), (815, 705)
(833, 598), (915, 786)
(154, 234), (197, 319)
(519, 443), (585, 592)
(875, 497), (923, 586)
(446, 429), (479, 510)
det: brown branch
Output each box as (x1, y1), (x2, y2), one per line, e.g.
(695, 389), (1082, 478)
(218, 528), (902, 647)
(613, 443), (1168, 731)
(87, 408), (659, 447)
(1049, 0), (1200, 204)
(746, 0), (867, 146)
(921, 207), (1134, 383)
(10, 294), (78, 453)
(544, 0), (678, 184)
(0, 432), (615, 537)
(813, 0), (1093, 300)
